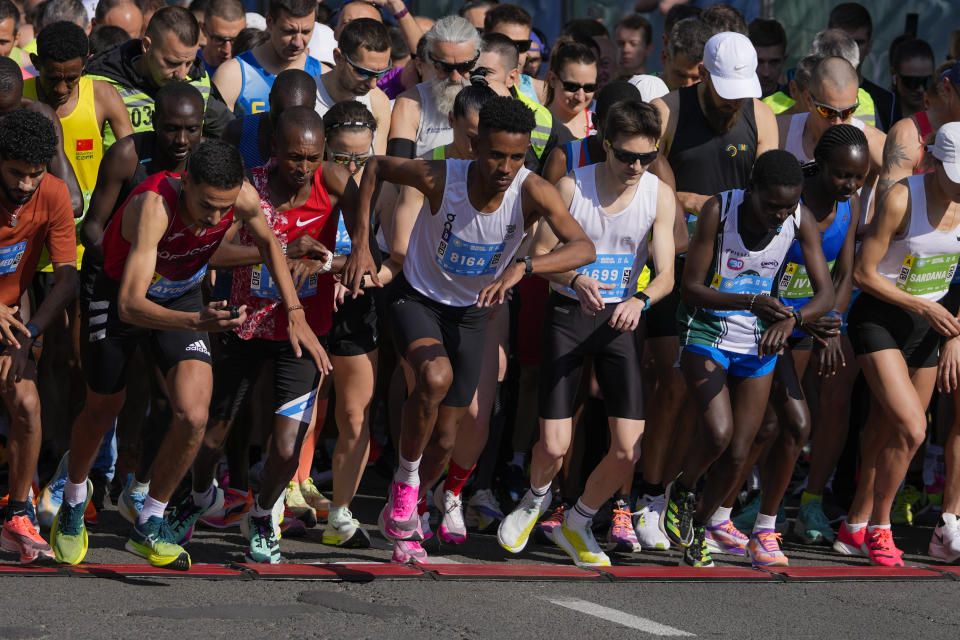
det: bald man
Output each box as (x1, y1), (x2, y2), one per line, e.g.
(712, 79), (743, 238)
(92, 0), (143, 39)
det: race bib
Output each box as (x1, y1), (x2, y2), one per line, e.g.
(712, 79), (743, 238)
(777, 260), (835, 299)
(0, 241), (26, 275)
(685, 210), (698, 239)
(334, 216), (351, 256)
(435, 231), (504, 277)
(567, 253), (634, 300)
(250, 263), (318, 299)
(896, 253), (960, 296)
(708, 272), (773, 317)
(147, 266), (206, 299)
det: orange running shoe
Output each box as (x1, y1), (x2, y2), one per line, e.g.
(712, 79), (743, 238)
(865, 527), (904, 567)
(1, 515), (54, 563)
(746, 529), (788, 567)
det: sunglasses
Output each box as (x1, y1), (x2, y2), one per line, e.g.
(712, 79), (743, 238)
(208, 34), (238, 46)
(511, 38), (532, 53)
(898, 74), (931, 91)
(560, 79), (598, 93)
(429, 52), (478, 76)
(605, 140), (658, 166)
(342, 52), (392, 80)
(329, 148), (373, 171)
(811, 97), (859, 120)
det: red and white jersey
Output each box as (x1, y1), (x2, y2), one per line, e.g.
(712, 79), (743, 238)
(102, 172), (234, 299)
(230, 164), (336, 341)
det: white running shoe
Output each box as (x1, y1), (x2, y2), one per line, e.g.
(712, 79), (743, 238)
(497, 491), (550, 553)
(434, 489), (467, 543)
(929, 513), (960, 563)
(465, 489), (504, 530)
(634, 494), (671, 551)
(552, 519), (611, 567)
(322, 507), (371, 548)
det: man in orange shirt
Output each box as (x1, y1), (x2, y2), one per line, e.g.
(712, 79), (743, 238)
(0, 109), (78, 564)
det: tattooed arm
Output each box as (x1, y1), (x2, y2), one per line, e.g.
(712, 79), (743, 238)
(876, 117), (923, 204)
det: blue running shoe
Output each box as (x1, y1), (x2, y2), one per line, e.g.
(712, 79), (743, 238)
(50, 479), (92, 565)
(37, 452), (69, 529)
(242, 512), (281, 564)
(119, 474), (148, 524)
(167, 488), (224, 544)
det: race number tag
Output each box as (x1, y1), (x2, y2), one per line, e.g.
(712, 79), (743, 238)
(0, 241), (26, 275)
(566, 253), (634, 299)
(896, 254), (960, 296)
(709, 272), (773, 317)
(435, 231), (504, 277)
(334, 215), (351, 256)
(777, 260), (835, 299)
(147, 266), (207, 299)
(250, 264), (318, 298)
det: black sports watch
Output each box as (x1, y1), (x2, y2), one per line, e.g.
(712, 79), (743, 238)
(516, 256), (533, 277)
(633, 290), (650, 312)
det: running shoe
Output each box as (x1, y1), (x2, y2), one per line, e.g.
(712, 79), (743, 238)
(608, 499), (641, 552)
(465, 488), (503, 531)
(505, 463), (526, 504)
(392, 539), (427, 564)
(533, 503), (565, 545)
(125, 516), (191, 571)
(660, 479), (696, 547)
(705, 520), (747, 555)
(832, 520), (868, 557)
(200, 487), (252, 529)
(1, 515), (54, 563)
(322, 507), (371, 548)
(285, 481), (317, 528)
(50, 479), (92, 565)
(26, 486), (38, 530)
(633, 494), (670, 551)
(865, 527), (904, 567)
(37, 452), (69, 529)
(419, 510), (433, 541)
(747, 529), (789, 567)
(83, 499), (98, 526)
(90, 470), (109, 512)
(498, 491), (551, 553)
(924, 476), (945, 512)
(279, 506), (307, 538)
(167, 488), (225, 544)
(118, 474), (148, 525)
(929, 513), (960, 563)
(681, 525), (714, 567)
(299, 478), (331, 521)
(794, 498), (836, 545)
(732, 495), (788, 533)
(434, 489), (467, 544)
(553, 519), (612, 567)
(378, 481), (421, 541)
(241, 512), (281, 564)
(891, 484), (924, 525)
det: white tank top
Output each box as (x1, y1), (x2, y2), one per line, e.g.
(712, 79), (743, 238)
(314, 75), (373, 116)
(415, 81), (454, 157)
(876, 174), (960, 302)
(404, 159), (529, 306)
(552, 165), (659, 303)
(784, 113), (865, 163)
(694, 189), (801, 354)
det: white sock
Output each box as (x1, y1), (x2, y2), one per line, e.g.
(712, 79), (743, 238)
(845, 520), (867, 532)
(394, 454), (421, 487)
(192, 484), (216, 508)
(250, 495), (273, 519)
(138, 495), (167, 524)
(529, 481), (551, 499)
(63, 480), (87, 507)
(130, 477), (150, 494)
(708, 506), (733, 526)
(867, 523), (891, 533)
(753, 512), (777, 533)
(511, 452), (525, 468)
(565, 498), (598, 529)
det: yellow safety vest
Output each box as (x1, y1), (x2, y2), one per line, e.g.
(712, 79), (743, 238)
(515, 89), (552, 160)
(762, 90), (795, 114)
(853, 87), (876, 128)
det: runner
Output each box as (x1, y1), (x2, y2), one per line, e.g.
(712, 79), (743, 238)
(359, 96), (595, 562)
(839, 123), (960, 567)
(660, 150), (836, 567)
(168, 108), (353, 564)
(50, 139), (325, 570)
(498, 100), (676, 567)
(197, 0), (245, 76)
(0, 110), (78, 564)
(544, 40), (597, 143)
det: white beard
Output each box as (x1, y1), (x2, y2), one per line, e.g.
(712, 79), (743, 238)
(432, 78), (469, 116)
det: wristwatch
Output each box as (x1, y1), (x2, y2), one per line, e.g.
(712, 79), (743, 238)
(632, 290), (650, 312)
(515, 256), (533, 277)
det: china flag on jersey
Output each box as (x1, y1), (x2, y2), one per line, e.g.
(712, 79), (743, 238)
(76, 139), (94, 151)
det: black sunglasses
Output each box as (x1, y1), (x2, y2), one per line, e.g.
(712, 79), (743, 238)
(898, 74), (932, 90)
(429, 52), (478, 76)
(606, 141), (658, 166)
(512, 38), (532, 53)
(560, 79), (598, 93)
(342, 51), (391, 80)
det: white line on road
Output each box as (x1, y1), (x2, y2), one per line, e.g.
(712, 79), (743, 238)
(545, 597), (695, 637)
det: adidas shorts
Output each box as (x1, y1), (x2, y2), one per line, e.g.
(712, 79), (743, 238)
(80, 272), (212, 395)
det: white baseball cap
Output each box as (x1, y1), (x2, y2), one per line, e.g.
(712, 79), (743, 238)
(703, 32), (761, 100)
(928, 121), (960, 183)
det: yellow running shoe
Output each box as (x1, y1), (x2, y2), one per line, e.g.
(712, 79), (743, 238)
(299, 478), (331, 520)
(50, 479), (93, 565)
(552, 520), (611, 567)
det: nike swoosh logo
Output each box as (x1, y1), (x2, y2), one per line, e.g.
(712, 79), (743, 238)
(734, 64), (746, 71)
(296, 216), (323, 228)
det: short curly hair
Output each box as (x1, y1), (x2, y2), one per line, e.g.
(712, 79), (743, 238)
(36, 21), (89, 64)
(185, 140), (244, 190)
(751, 149), (803, 190)
(0, 109), (58, 166)
(478, 96), (535, 135)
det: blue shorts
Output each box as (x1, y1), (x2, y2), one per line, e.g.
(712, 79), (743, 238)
(684, 344), (777, 378)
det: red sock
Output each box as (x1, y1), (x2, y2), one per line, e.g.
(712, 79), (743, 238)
(443, 461), (475, 496)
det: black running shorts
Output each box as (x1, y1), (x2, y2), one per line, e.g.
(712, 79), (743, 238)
(328, 289), (379, 357)
(538, 292), (645, 420)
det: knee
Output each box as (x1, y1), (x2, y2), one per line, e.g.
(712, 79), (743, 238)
(416, 361), (453, 404)
(83, 392), (125, 425)
(202, 419), (230, 451)
(9, 388), (41, 425)
(753, 417), (779, 445)
(338, 404), (369, 436)
(538, 435), (571, 462)
(610, 442), (642, 468)
(272, 434), (300, 466)
(702, 422), (733, 458)
(900, 416), (927, 452)
(783, 408), (811, 445)
(173, 405), (209, 439)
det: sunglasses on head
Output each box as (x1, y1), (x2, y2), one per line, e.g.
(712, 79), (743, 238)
(898, 74), (932, 91)
(342, 51), (392, 80)
(811, 97), (859, 121)
(560, 79), (598, 93)
(605, 140), (658, 166)
(429, 52), (478, 76)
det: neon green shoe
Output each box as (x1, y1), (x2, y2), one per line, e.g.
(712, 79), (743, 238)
(552, 520), (611, 567)
(50, 479), (92, 565)
(125, 516), (191, 571)
(891, 485), (924, 525)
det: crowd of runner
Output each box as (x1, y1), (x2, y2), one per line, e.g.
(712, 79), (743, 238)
(0, 0), (958, 572)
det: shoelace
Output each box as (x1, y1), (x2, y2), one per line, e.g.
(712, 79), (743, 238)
(392, 485), (415, 516)
(252, 515), (274, 540)
(611, 505), (633, 536)
(756, 531), (783, 552)
(9, 515), (41, 540)
(443, 493), (463, 514)
(61, 500), (85, 536)
(867, 528), (901, 556)
(717, 520), (746, 541)
(543, 505), (566, 526)
(679, 493), (696, 535)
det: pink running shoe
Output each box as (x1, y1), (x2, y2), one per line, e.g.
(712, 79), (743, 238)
(1, 515), (54, 563)
(865, 527), (904, 567)
(378, 481), (421, 541)
(200, 488), (253, 529)
(832, 520), (868, 557)
(392, 539), (427, 563)
(746, 529), (789, 567)
(705, 520), (747, 555)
